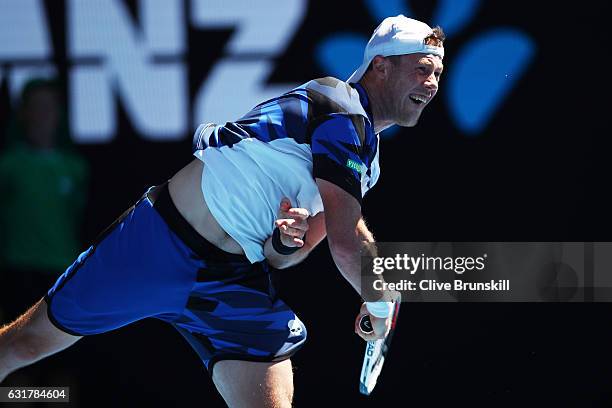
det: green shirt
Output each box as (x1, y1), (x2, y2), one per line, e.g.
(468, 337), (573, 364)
(0, 145), (88, 273)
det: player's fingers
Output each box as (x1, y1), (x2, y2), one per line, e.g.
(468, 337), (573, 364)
(354, 314), (369, 339)
(292, 237), (305, 247)
(279, 197), (292, 211)
(289, 219), (309, 232)
(278, 210), (309, 228)
(276, 218), (308, 232)
(354, 314), (378, 341)
(275, 219), (296, 230)
(287, 207), (309, 219)
(355, 315), (387, 341)
(279, 226), (305, 238)
(355, 326), (378, 341)
(370, 315), (388, 338)
(277, 198), (292, 219)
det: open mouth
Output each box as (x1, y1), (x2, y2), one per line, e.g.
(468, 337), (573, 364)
(409, 94), (428, 105)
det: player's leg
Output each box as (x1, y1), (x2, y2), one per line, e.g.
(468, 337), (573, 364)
(212, 359), (294, 408)
(2, 183), (198, 382)
(0, 298), (81, 383)
(153, 180), (306, 406)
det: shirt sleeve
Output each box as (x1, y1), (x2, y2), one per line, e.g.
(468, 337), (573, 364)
(310, 114), (368, 204)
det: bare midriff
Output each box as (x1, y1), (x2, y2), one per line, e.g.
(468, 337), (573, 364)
(167, 159), (245, 255)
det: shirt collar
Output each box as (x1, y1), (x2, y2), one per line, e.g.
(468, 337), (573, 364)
(350, 82), (374, 126)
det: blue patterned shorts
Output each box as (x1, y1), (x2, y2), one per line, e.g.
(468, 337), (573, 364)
(45, 183), (307, 375)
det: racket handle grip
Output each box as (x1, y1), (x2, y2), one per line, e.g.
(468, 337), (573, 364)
(359, 315), (373, 334)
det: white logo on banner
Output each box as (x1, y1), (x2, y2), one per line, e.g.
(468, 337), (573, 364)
(0, 0), (306, 143)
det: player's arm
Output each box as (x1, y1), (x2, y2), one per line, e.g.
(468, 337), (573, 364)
(264, 198), (327, 269)
(0, 299), (81, 383)
(309, 114), (391, 340)
(308, 113), (378, 297)
(316, 179), (392, 341)
(315, 178), (377, 298)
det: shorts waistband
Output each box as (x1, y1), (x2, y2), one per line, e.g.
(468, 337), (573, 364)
(148, 182), (250, 263)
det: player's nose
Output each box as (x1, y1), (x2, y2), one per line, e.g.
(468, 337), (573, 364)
(424, 74), (438, 92)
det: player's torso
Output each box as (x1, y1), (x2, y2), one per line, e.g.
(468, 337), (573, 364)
(188, 77), (380, 262)
(163, 159), (244, 255)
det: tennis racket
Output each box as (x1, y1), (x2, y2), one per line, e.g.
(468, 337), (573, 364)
(358, 294), (401, 395)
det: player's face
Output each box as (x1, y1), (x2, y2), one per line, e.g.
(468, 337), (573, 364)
(386, 53), (443, 127)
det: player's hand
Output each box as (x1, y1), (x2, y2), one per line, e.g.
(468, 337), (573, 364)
(275, 197), (309, 248)
(354, 302), (391, 341)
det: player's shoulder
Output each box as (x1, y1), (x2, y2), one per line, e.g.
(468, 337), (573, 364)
(296, 77), (369, 121)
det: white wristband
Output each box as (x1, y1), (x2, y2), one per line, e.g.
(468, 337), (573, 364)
(365, 301), (393, 318)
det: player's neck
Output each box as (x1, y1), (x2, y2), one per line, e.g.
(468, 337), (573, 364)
(359, 80), (394, 134)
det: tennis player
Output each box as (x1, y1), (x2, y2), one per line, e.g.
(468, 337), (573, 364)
(0, 15), (444, 407)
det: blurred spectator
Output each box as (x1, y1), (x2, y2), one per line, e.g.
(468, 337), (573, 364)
(0, 78), (89, 321)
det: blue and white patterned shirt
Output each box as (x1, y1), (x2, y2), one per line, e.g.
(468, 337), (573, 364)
(193, 77), (380, 263)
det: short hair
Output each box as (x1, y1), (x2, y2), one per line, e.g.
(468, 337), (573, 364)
(425, 26), (445, 47)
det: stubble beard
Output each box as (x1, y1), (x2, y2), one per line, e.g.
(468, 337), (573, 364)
(395, 105), (420, 127)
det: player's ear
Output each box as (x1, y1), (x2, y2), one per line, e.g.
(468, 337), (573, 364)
(371, 56), (390, 79)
